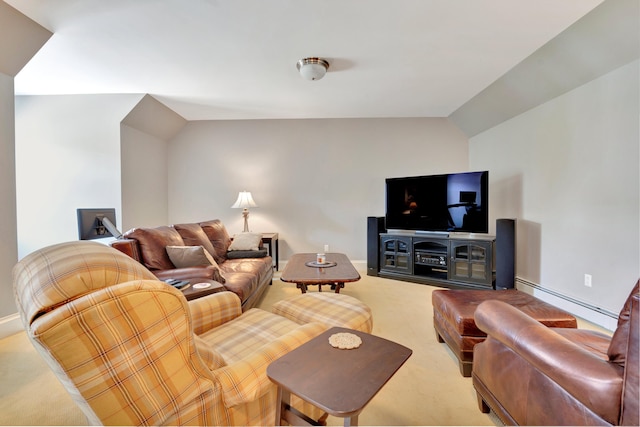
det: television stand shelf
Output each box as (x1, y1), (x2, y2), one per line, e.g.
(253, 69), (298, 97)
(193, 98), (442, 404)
(377, 232), (495, 290)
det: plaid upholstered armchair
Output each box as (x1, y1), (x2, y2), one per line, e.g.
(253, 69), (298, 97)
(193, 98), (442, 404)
(13, 241), (327, 426)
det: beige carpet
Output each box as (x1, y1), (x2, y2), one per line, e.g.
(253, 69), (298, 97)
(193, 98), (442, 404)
(0, 273), (500, 426)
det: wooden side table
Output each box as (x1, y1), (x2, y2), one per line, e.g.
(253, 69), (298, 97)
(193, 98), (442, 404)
(262, 232), (279, 270)
(267, 327), (412, 426)
(179, 279), (225, 301)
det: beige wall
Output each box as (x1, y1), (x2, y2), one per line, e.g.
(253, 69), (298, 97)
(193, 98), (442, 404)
(120, 124), (170, 230)
(470, 59), (639, 320)
(166, 118), (469, 261)
(0, 73), (17, 318)
(14, 94), (142, 259)
(119, 94), (185, 231)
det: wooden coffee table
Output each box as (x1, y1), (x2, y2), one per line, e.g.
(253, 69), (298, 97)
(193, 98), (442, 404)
(267, 326), (412, 426)
(280, 253), (361, 293)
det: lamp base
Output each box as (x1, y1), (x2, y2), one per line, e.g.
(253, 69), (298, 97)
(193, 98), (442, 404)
(242, 209), (250, 232)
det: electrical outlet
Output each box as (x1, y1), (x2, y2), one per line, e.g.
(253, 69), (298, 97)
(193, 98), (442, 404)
(324, 244), (330, 252)
(584, 274), (592, 288)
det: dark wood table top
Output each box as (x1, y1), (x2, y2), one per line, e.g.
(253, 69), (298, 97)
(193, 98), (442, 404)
(180, 279), (225, 301)
(267, 327), (412, 419)
(280, 253), (361, 285)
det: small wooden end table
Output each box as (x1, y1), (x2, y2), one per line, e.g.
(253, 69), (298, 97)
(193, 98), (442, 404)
(179, 279), (225, 301)
(280, 253), (360, 293)
(261, 232), (279, 270)
(267, 326), (412, 426)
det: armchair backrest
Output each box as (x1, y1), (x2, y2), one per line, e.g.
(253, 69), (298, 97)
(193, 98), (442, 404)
(608, 280), (639, 365)
(13, 241), (157, 326)
(620, 293), (639, 426)
(13, 241), (220, 426)
(606, 280), (639, 426)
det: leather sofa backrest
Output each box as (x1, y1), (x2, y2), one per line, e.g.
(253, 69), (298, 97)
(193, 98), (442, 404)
(173, 223), (218, 257)
(608, 279), (640, 365)
(199, 220), (231, 264)
(123, 226), (185, 270)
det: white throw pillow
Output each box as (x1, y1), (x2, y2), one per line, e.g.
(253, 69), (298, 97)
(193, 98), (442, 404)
(228, 232), (262, 251)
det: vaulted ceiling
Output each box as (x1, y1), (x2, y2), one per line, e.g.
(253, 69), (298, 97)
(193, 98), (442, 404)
(7, 0), (608, 121)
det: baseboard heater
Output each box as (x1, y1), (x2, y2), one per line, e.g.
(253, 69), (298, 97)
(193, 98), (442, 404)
(516, 277), (619, 331)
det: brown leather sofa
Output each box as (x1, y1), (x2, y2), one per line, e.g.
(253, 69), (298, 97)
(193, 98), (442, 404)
(111, 219), (272, 310)
(472, 280), (639, 426)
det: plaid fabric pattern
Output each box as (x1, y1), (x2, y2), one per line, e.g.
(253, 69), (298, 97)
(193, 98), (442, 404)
(29, 280), (218, 426)
(188, 291), (242, 335)
(216, 322), (327, 406)
(194, 335), (227, 370)
(13, 240), (157, 327)
(272, 292), (374, 333)
(199, 308), (304, 363)
(13, 241), (331, 425)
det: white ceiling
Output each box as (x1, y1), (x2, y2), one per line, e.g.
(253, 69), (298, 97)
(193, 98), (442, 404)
(8, 0), (604, 121)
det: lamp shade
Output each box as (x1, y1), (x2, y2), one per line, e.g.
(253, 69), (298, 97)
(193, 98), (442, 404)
(231, 191), (258, 209)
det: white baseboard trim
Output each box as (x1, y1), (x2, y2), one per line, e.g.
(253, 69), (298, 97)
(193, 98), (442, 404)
(351, 260), (367, 272)
(0, 313), (23, 339)
(516, 277), (619, 331)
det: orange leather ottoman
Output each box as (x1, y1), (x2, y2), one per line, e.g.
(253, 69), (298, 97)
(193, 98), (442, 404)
(432, 289), (578, 377)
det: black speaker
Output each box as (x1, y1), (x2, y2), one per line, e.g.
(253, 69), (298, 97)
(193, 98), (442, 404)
(495, 218), (516, 289)
(367, 217), (386, 276)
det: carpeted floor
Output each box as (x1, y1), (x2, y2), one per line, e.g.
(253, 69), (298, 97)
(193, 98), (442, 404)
(0, 272), (501, 426)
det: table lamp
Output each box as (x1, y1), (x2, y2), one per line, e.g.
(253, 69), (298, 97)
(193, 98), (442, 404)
(231, 191), (258, 232)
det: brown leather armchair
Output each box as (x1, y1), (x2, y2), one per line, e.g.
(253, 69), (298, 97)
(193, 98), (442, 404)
(472, 281), (639, 426)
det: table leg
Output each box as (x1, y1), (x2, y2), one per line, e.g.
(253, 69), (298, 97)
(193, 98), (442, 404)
(275, 386), (283, 426)
(296, 283), (307, 293)
(334, 282), (344, 293)
(345, 414), (358, 427)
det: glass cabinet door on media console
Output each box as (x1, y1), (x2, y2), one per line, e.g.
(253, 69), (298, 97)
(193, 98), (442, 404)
(448, 239), (493, 286)
(380, 234), (412, 274)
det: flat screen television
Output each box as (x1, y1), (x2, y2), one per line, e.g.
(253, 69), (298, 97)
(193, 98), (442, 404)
(385, 171), (489, 233)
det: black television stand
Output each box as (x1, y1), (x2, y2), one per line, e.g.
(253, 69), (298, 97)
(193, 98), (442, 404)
(376, 231), (496, 290)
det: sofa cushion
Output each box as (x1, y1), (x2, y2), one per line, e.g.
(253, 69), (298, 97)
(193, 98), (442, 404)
(124, 226), (185, 270)
(218, 272), (257, 305)
(199, 220), (232, 264)
(173, 223), (218, 259)
(198, 308), (301, 364)
(220, 257), (273, 304)
(165, 245), (226, 284)
(608, 280), (640, 365)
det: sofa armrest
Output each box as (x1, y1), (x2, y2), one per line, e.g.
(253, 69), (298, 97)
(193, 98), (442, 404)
(154, 266), (216, 281)
(621, 295), (639, 426)
(215, 322), (328, 407)
(475, 300), (623, 418)
(110, 239), (142, 263)
(188, 291), (242, 335)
